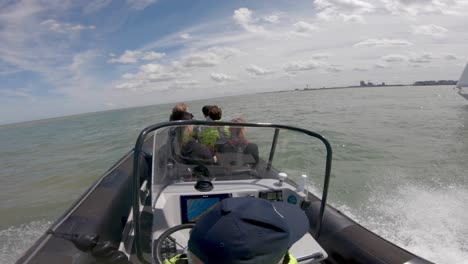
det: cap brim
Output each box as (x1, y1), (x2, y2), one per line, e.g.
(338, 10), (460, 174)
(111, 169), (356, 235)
(272, 201), (309, 246)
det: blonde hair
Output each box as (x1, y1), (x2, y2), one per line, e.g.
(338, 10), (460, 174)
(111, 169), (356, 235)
(172, 103), (188, 113)
(230, 117), (247, 138)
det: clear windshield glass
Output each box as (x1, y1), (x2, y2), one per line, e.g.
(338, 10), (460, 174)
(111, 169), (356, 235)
(151, 123), (328, 199)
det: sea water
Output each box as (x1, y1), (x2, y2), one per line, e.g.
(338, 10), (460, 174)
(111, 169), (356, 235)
(1, 86), (467, 264)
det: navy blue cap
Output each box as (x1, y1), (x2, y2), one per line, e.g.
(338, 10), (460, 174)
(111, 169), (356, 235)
(188, 197), (309, 264)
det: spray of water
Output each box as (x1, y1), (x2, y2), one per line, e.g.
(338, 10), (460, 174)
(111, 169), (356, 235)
(337, 183), (468, 264)
(0, 220), (51, 264)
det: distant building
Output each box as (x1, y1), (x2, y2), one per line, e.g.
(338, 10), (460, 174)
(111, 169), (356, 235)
(414, 80), (457, 86)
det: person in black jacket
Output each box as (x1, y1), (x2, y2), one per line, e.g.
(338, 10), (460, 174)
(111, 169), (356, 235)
(173, 112), (215, 164)
(220, 118), (259, 167)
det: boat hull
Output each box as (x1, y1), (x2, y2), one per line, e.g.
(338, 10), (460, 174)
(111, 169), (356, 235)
(16, 142), (433, 264)
(16, 141), (153, 264)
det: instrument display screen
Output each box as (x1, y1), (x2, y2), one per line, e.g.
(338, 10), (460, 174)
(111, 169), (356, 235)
(259, 190), (283, 201)
(180, 194), (231, 223)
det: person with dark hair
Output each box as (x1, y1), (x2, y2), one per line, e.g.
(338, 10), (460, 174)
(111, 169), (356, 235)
(220, 118), (259, 167)
(201, 105), (212, 120)
(199, 105), (230, 150)
(207, 105), (222, 121)
(164, 197), (308, 264)
(193, 105), (212, 140)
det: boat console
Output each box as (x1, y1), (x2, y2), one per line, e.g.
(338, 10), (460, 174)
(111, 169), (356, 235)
(152, 179), (327, 263)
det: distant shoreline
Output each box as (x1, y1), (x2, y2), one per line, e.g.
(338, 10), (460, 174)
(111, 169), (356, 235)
(262, 83), (455, 94)
(1, 84), (456, 127)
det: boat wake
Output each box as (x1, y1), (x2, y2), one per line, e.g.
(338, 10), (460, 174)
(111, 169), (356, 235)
(0, 220), (51, 264)
(337, 182), (468, 264)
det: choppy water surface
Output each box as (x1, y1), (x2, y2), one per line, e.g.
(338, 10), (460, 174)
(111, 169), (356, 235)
(1, 86), (467, 264)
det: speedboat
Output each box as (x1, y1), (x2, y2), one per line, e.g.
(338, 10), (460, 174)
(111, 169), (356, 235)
(16, 121), (433, 264)
(456, 63), (468, 100)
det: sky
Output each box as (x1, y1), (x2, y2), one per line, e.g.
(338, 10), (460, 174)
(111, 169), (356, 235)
(0, 0), (467, 124)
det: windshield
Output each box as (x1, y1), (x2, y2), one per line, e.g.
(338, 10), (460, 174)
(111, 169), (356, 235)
(150, 122), (330, 200)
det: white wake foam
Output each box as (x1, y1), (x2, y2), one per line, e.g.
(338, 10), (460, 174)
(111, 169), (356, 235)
(337, 183), (468, 264)
(0, 220), (52, 264)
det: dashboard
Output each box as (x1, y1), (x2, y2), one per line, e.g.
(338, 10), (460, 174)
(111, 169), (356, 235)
(152, 179), (327, 263)
(154, 179), (305, 225)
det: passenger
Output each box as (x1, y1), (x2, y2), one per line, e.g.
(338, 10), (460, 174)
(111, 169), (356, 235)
(202, 105), (212, 121)
(199, 105), (230, 151)
(176, 112), (215, 164)
(221, 118), (259, 166)
(170, 103), (191, 121)
(193, 105), (213, 139)
(164, 197), (308, 264)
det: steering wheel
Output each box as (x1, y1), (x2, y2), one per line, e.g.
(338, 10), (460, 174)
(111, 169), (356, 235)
(154, 223), (195, 264)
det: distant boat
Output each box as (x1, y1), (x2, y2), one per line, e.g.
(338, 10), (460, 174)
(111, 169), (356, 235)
(456, 63), (468, 100)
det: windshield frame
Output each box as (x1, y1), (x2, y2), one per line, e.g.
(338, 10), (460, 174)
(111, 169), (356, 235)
(132, 120), (333, 264)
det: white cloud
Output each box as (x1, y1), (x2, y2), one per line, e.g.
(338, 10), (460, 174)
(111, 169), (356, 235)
(314, 0), (375, 22)
(83, 0), (112, 14)
(353, 67), (369, 72)
(109, 50), (141, 63)
(340, 14), (365, 23)
(183, 52), (220, 67)
(245, 65), (272, 76)
(114, 63), (183, 92)
(139, 63), (164, 73)
(412, 24), (449, 38)
(181, 47), (241, 68)
(382, 0), (465, 16)
(381, 54), (408, 62)
(353, 38), (413, 47)
(319, 0), (375, 12)
(180, 33), (191, 39)
(409, 53), (437, 63)
(207, 47), (243, 59)
(233, 8), (265, 33)
(233, 8), (253, 26)
(326, 65), (343, 73)
(375, 62), (387, 69)
(41, 19), (95, 33)
(169, 80), (200, 90)
(108, 50), (165, 63)
(293, 21), (317, 33)
(262, 14), (280, 23)
(284, 60), (321, 72)
(311, 53), (332, 60)
(127, 0), (157, 10)
(0, 89), (32, 98)
(142, 51), (166, 60)
(68, 50), (100, 80)
(210, 72), (235, 82)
